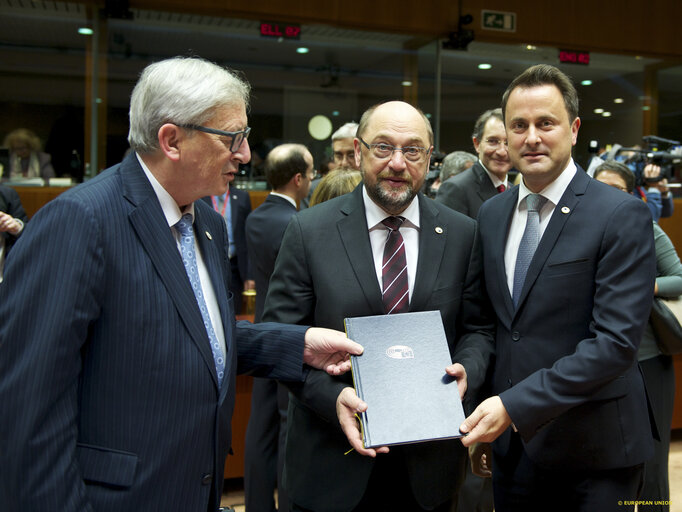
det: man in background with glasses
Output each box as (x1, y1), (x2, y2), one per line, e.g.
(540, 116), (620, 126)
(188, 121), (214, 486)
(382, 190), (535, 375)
(436, 108), (512, 219)
(264, 100), (495, 511)
(0, 56), (363, 512)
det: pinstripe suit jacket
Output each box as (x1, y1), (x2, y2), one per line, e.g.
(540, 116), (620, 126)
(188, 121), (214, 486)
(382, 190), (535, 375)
(0, 152), (308, 512)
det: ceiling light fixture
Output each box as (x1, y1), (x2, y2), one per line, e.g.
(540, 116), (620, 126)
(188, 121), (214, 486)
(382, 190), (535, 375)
(602, 111), (612, 117)
(594, 108), (604, 114)
(78, 27), (93, 35)
(296, 47), (309, 54)
(402, 81), (412, 87)
(614, 98), (624, 104)
(581, 80), (592, 86)
(478, 63), (492, 70)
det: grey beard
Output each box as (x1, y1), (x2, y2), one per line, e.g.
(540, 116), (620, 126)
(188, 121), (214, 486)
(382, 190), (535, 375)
(366, 180), (416, 215)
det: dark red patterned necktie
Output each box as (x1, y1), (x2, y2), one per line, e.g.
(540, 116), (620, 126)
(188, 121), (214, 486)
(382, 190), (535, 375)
(497, 184), (506, 193)
(381, 216), (409, 314)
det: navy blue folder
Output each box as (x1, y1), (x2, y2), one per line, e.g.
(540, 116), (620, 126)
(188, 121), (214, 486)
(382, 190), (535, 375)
(345, 310), (465, 448)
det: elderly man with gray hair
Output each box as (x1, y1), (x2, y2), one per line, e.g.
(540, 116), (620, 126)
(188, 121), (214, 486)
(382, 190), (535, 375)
(0, 56), (363, 512)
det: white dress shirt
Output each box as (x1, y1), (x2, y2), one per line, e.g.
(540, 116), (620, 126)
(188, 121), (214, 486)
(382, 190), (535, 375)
(363, 186), (420, 302)
(504, 159), (577, 295)
(137, 154), (227, 360)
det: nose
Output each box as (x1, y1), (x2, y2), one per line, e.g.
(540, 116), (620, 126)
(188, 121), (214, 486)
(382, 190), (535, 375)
(388, 149), (407, 170)
(234, 138), (251, 164)
(525, 125), (541, 146)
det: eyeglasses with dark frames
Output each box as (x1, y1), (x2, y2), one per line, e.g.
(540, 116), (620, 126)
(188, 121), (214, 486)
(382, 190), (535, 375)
(357, 136), (429, 163)
(179, 124), (251, 153)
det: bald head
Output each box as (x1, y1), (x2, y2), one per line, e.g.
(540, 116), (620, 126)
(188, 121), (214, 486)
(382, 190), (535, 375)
(264, 143), (313, 191)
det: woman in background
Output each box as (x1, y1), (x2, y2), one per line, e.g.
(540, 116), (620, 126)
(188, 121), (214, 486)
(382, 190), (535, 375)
(309, 167), (362, 207)
(3, 128), (55, 182)
(594, 161), (682, 512)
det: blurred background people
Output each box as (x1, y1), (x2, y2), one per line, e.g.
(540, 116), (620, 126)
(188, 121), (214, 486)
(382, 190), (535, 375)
(302, 122), (359, 209)
(594, 160), (681, 512)
(435, 108), (512, 218)
(309, 167), (362, 207)
(0, 183), (28, 282)
(244, 143), (314, 512)
(202, 185), (254, 314)
(427, 150), (477, 195)
(2, 128), (55, 182)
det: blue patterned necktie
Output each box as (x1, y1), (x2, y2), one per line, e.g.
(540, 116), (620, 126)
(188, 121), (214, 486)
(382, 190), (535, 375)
(513, 194), (548, 307)
(175, 213), (225, 388)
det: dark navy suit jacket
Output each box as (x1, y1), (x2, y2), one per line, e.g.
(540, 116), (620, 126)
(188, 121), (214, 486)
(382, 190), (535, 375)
(263, 185), (495, 510)
(245, 193), (298, 322)
(0, 152), (308, 511)
(478, 168), (656, 471)
(435, 161), (498, 218)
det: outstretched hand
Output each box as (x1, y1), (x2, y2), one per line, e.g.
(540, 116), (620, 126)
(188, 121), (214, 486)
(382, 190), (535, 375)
(336, 387), (390, 457)
(460, 396), (512, 447)
(303, 327), (363, 375)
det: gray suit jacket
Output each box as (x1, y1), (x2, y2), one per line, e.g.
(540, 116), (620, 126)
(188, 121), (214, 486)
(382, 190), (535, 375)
(0, 152), (308, 512)
(435, 161), (498, 218)
(263, 185), (495, 511)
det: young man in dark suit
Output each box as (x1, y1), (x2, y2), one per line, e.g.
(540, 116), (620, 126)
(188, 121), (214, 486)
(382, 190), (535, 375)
(436, 107), (512, 218)
(0, 56), (362, 512)
(264, 100), (495, 511)
(460, 64), (656, 512)
(244, 143), (314, 512)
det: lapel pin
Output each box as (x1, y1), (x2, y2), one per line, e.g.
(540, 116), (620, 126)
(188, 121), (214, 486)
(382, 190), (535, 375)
(561, 206), (570, 214)
(435, 226), (443, 234)
(205, 231), (212, 240)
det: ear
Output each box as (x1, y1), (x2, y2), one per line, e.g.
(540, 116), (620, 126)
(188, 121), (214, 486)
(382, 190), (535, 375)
(354, 138), (362, 168)
(293, 172), (303, 187)
(472, 136), (481, 153)
(158, 124), (182, 162)
(571, 117), (581, 147)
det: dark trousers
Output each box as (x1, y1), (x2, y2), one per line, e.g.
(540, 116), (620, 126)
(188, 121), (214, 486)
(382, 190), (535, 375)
(454, 460), (493, 512)
(639, 355), (675, 512)
(492, 432), (644, 512)
(244, 379), (289, 512)
(290, 449), (453, 512)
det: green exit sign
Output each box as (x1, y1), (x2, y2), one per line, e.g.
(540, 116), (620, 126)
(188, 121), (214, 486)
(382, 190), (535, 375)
(481, 10), (516, 32)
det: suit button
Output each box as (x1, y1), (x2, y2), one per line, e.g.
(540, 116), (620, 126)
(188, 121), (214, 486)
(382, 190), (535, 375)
(201, 473), (213, 485)
(511, 331), (520, 341)
(508, 379), (512, 386)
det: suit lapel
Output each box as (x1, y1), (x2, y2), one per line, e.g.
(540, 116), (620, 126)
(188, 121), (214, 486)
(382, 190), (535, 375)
(337, 187), (383, 311)
(474, 163), (498, 203)
(410, 195), (446, 310)
(494, 187), (518, 320)
(123, 157), (220, 390)
(513, 170), (587, 314)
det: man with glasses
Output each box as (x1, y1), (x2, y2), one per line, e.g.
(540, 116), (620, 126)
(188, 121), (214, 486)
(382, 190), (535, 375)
(264, 100), (495, 511)
(436, 108), (512, 218)
(0, 56), (363, 512)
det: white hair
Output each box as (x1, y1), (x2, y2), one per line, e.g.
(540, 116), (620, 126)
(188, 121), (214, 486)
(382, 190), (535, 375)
(128, 56), (251, 153)
(331, 122), (358, 142)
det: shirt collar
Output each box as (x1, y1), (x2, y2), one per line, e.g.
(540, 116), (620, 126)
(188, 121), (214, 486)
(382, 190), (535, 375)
(362, 185), (420, 230)
(269, 191), (298, 209)
(516, 158), (577, 210)
(136, 153), (195, 227)
(479, 160), (508, 189)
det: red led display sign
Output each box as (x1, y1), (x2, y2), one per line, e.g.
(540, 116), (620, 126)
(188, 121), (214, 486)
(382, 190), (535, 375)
(260, 22), (301, 40)
(559, 50), (590, 65)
